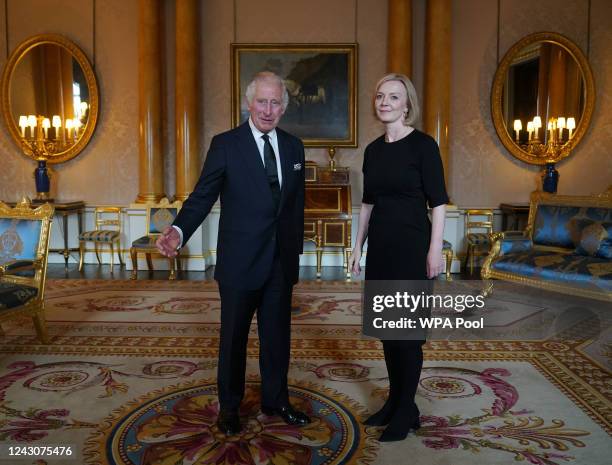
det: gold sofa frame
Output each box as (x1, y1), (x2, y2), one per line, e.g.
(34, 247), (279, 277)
(482, 189), (611, 302)
(0, 198), (54, 343)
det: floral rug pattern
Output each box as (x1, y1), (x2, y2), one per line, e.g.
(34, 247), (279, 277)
(0, 279), (609, 465)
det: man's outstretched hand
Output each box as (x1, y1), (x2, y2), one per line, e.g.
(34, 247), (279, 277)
(156, 226), (181, 258)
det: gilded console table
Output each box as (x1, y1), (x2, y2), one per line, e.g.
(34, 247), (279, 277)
(304, 162), (352, 279)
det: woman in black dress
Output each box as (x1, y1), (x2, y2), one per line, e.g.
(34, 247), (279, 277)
(348, 73), (448, 442)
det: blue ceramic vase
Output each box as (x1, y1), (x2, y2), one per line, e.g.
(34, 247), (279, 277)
(34, 159), (50, 199)
(542, 163), (559, 193)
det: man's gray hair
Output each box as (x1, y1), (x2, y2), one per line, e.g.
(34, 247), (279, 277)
(245, 72), (289, 110)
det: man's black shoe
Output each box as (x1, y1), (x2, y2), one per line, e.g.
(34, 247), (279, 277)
(216, 409), (241, 436)
(261, 405), (311, 426)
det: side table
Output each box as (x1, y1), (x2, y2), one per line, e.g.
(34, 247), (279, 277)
(499, 203), (529, 231)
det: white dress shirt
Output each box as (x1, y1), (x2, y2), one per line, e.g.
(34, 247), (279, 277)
(172, 119), (283, 248)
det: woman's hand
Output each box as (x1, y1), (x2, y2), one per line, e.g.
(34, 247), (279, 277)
(426, 246), (444, 279)
(348, 249), (362, 276)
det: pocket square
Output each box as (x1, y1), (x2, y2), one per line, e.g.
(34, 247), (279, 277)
(293, 163), (302, 171)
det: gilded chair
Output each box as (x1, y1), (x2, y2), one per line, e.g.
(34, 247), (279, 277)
(464, 209), (494, 274)
(130, 198), (182, 280)
(442, 240), (453, 280)
(0, 198), (54, 343)
(78, 207), (123, 273)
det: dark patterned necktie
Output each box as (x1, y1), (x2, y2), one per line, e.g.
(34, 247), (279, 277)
(261, 134), (281, 210)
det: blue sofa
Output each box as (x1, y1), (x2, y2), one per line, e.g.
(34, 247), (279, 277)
(482, 190), (611, 301)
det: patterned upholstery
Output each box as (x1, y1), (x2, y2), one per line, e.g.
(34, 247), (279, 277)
(79, 207), (123, 272)
(148, 208), (178, 234)
(467, 233), (490, 246)
(500, 235), (533, 256)
(3, 259), (35, 271)
(483, 191), (612, 301)
(0, 282), (38, 310)
(491, 250), (611, 293)
(569, 219), (612, 259)
(79, 230), (120, 242)
(131, 236), (157, 249)
(533, 205), (611, 248)
(0, 199), (53, 343)
(0, 218), (42, 264)
(129, 201), (182, 280)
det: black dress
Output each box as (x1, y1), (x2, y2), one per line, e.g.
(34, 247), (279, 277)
(363, 129), (449, 280)
(361, 129), (449, 440)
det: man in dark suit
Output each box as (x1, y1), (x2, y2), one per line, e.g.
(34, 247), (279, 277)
(156, 72), (309, 435)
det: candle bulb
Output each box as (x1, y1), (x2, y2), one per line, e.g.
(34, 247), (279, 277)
(79, 101), (88, 120)
(18, 115), (27, 138)
(557, 117), (566, 140)
(73, 118), (82, 138)
(548, 120), (556, 142)
(567, 117), (576, 139)
(65, 119), (73, 139)
(513, 119), (522, 142)
(533, 116), (542, 140)
(52, 115), (61, 139)
(42, 118), (50, 139)
(27, 115), (36, 138)
(527, 121), (534, 141)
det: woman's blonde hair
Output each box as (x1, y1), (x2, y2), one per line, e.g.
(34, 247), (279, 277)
(374, 73), (420, 126)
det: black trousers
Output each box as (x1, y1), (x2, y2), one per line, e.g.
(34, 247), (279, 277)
(217, 255), (293, 411)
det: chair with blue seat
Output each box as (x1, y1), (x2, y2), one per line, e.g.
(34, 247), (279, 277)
(0, 198), (54, 343)
(464, 209), (494, 274)
(130, 198), (182, 280)
(78, 206), (124, 273)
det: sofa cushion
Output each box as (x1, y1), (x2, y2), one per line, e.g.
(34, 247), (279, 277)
(571, 220), (612, 259)
(0, 282), (38, 310)
(467, 233), (490, 246)
(491, 250), (611, 293)
(79, 230), (120, 242)
(533, 205), (611, 248)
(131, 236), (157, 249)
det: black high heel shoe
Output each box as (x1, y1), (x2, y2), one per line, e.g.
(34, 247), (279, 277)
(363, 400), (395, 426)
(378, 406), (421, 442)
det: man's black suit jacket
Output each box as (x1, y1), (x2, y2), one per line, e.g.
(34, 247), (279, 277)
(173, 122), (305, 290)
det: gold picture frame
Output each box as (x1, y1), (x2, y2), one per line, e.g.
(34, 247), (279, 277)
(231, 43), (358, 147)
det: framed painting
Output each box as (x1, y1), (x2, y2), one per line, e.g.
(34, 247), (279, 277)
(231, 43), (358, 147)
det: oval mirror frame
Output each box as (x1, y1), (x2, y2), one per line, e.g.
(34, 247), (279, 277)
(0, 34), (99, 164)
(491, 32), (595, 165)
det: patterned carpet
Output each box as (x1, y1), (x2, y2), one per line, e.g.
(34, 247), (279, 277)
(0, 279), (610, 465)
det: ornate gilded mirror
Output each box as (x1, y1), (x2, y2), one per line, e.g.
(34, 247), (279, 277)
(1, 34), (98, 164)
(491, 32), (594, 165)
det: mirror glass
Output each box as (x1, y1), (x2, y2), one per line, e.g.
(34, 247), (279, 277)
(503, 42), (584, 145)
(1, 34), (98, 164)
(491, 33), (594, 165)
